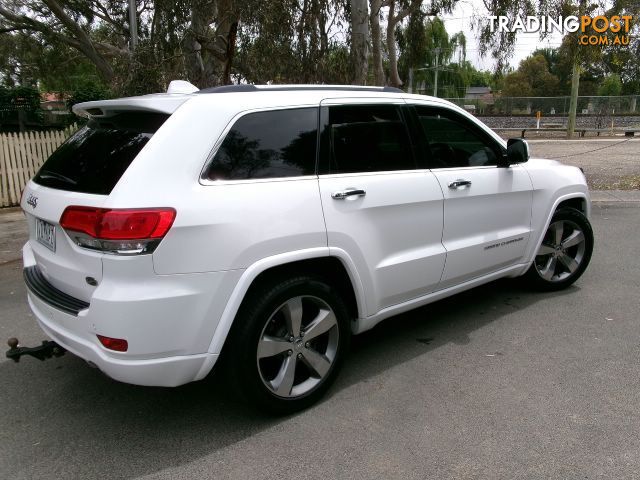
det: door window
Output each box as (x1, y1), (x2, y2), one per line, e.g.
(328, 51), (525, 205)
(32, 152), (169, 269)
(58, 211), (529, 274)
(319, 104), (415, 174)
(205, 107), (318, 180)
(414, 106), (503, 168)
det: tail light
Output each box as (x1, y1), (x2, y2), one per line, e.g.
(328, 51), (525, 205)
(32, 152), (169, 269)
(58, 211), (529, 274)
(60, 206), (176, 255)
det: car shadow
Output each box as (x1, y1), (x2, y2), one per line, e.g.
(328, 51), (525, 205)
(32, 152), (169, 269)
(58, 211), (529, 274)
(0, 278), (581, 479)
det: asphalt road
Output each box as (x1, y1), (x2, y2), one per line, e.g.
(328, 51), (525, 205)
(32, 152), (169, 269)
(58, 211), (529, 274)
(1, 203), (639, 479)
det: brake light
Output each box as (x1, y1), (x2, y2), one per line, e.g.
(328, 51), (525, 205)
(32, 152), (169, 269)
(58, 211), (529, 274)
(97, 335), (128, 352)
(60, 207), (176, 255)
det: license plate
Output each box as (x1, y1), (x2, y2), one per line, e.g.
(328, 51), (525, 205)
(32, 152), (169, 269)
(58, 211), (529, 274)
(36, 218), (56, 252)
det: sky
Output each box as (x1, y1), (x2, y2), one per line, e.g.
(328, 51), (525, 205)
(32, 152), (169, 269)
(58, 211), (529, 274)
(441, 0), (565, 71)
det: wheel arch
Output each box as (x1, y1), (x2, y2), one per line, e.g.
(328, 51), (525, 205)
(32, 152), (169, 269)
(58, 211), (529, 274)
(524, 191), (591, 268)
(556, 196), (589, 217)
(206, 248), (366, 357)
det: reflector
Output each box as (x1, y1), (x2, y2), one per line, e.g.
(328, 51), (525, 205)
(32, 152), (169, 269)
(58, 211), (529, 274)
(97, 335), (128, 352)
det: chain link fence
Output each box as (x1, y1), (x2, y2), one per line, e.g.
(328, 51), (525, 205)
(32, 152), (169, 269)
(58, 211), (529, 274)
(443, 95), (639, 116)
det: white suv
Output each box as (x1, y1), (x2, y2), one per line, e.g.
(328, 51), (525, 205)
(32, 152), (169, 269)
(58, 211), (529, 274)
(19, 83), (594, 412)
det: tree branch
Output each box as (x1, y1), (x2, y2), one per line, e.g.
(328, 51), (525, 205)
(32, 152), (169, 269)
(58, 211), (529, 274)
(390, 0), (422, 26)
(0, 26), (31, 34)
(1, 2), (118, 81)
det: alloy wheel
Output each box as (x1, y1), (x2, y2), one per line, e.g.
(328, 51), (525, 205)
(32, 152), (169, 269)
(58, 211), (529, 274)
(256, 295), (339, 398)
(534, 219), (587, 282)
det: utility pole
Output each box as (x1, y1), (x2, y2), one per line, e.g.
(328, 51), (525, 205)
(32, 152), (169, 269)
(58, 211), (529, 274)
(412, 48), (452, 97)
(129, 0), (138, 51)
(567, 62), (581, 137)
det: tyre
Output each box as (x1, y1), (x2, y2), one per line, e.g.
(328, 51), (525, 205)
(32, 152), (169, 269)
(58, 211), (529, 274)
(223, 276), (351, 414)
(524, 207), (594, 291)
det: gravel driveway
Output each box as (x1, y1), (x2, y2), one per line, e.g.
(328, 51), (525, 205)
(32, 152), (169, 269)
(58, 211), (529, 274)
(527, 139), (640, 190)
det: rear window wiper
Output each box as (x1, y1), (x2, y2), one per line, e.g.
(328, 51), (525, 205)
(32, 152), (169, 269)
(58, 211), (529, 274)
(38, 170), (77, 185)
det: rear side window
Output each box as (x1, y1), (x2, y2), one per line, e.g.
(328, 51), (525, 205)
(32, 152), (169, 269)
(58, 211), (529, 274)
(34, 112), (169, 195)
(319, 104), (414, 174)
(205, 108), (318, 181)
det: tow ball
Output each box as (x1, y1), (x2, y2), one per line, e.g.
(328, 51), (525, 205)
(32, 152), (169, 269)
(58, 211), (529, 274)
(6, 337), (66, 362)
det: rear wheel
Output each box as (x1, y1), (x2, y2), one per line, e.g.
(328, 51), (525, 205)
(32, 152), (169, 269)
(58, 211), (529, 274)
(224, 276), (350, 414)
(524, 207), (594, 291)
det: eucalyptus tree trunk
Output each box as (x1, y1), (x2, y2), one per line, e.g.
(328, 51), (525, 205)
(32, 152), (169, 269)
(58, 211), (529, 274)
(369, 0), (385, 85)
(184, 0), (238, 88)
(386, 0), (402, 88)
(350, 0), (369, 85)
(385, 0), (421, 89)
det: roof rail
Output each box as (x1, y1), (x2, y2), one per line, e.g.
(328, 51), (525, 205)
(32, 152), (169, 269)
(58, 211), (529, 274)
(198, 84), (258, 93)
(196, 84), (404, 94)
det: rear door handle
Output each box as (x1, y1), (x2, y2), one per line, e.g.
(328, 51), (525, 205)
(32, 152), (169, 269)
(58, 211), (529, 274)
(331, 189), (366, 200)
(448, 179), (472, 189)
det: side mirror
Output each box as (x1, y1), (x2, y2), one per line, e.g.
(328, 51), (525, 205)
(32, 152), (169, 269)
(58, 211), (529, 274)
(504, 138), (530, 166)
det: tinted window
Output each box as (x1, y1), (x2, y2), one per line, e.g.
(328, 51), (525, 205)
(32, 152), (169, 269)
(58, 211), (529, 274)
(205, 108), (318, 180)
(415, 106), (502, 168)
(320, 104), (414, 174)
(34, 112), (169, 195)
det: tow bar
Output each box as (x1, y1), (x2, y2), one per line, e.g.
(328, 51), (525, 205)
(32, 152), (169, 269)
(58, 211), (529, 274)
(6, 337), (66, 362)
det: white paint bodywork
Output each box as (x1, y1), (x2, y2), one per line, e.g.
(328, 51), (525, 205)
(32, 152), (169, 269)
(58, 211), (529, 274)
(20, 87), (591, 387)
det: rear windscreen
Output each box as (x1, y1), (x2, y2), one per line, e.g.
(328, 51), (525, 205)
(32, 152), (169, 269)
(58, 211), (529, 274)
(33, 111), (169, 195)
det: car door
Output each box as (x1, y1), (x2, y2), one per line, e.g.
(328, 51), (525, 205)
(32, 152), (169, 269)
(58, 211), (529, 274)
(409, 103), (533, 288)
(317, 99), (446, 315)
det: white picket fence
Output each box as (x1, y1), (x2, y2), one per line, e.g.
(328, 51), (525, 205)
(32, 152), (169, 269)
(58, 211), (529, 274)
(0, 125), (77, 207)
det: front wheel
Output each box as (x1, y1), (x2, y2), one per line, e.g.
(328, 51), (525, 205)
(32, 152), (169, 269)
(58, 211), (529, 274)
(524, 207), (594, 291)
(223, 276), (351, 414)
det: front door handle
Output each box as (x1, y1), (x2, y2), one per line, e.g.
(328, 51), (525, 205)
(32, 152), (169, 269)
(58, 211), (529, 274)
(448, 179), (472, 189)
(331, 189), (366, 200)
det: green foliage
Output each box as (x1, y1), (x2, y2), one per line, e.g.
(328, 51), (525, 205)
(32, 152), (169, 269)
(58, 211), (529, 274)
(0, 85), (43, 129)
(110, 42), (166, 97)
(501, 71), (533, 97)
(0, 33), (43, 88)
(67, 83), (112, 109)
(1, 0), (635, 99)
(396, 9), (428, 84)
(466, 67), (493, 88)
(38, 51), (109, 94)
(234, 0), (350, 85)
(502, 54), (560, 97)
(398, 16), (480, 97)
(598, 74), (623, 96)
(0, 85), (41, 112)
(602, 34), (640, 95)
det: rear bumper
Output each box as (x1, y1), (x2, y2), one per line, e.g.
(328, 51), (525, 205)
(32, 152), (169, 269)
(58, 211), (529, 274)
(22, 243), (242, 387)
(27, 292), (218, 387)
(28, 292), (218, 387)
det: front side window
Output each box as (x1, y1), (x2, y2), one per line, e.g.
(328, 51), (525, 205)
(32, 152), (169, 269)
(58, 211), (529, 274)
(320, 104), (415, 174)
(205, 108), (318, 180)
(414, 106), (503, 168)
